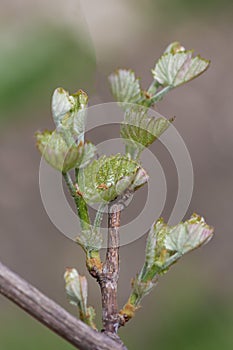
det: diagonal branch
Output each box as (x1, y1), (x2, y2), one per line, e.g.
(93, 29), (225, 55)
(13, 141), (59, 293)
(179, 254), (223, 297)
(0, 261), (126, 350)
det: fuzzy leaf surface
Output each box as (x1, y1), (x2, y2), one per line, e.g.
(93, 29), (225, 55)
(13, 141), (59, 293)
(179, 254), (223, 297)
(78, 154), (148, 203)
(121, 106), (170, 158)
(36, 130), (96, 172)
(52, 87), (88, 146)
(127, 214), (214, 312)
(109, 69), (141, 104)
(152, 46), (210, 88)
(143, 213), (214, 279)
(64, 268), (96, 329)
(75, 228), (103, 252)
(165, 214), (214, 254)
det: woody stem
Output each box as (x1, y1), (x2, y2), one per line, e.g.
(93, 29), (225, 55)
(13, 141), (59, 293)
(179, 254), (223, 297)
(100, 203), (121, 335)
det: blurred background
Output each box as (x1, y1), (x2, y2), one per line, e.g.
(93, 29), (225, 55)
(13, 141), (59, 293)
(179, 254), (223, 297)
(0, 0), (233, 349)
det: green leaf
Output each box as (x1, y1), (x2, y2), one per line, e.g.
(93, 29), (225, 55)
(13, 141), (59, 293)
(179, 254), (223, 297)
(36, 130), (96, 172)
(152, 45), (210, 88)
(64, 268), (88, 307)
(78, 154), (148, 203)
(165, 213), (214, 255)
(126, 214), (214, 313)
(61, 90), (88, 141)
(121, 106), (171, 158)
(64, 268), (96, 329)
(145, 218), (167, 272)
(78, 141), (97, 169)
(142, 214), (214, 279)
(52, 87), (74, 128)
(52, 87), (88, 146)
(75, 228), (103, 252)
(109, 69), (142, 104)
(164, 41), (185, 54)
(130, 276), (155, 303)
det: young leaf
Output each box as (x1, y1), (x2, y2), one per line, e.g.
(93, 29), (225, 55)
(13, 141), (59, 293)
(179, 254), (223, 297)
(52, 87), (74, 128)
(131, 277), (155, 304)
(65, 268), (88, 307)
(78, 154), (148, 203)
(36, 130), (96, 172)
(143, 213), (214, 280)
(75, 228), (103, 252)
(121, 106), (171, 158)
(121, 214), (214, 320)
(164, 41), (185, 54)
(152, 44), (210, 88)
(61, 90), (88, 143)
(77, 142), (97, 169)
(109, 69), (142, 104)
(165, 213), (214, 255)
(64, 268), (96, 329)
(144, 218), (166, 272)
(52, 87), (88, 146)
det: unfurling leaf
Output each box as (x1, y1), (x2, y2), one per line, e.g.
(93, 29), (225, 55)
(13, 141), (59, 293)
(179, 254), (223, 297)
(142, 213), (214, 280)
(121, 106), (171, 158)
(78, 142), (97, 169)
(52, 87), (88, 146)
(109, 69), (142, 104)
(145, 218), (166, 272)
(64, 268), (96, 329)
(75, 227), (103, 252)
(64, 268), (88, 307)
(52, 87), (74, 127)
(36, 130), (96, 172)
(164, 41), (185, 54)
(52, 87), (88, 125)
(165, 213), (214, 254)
(131, 276), (156, 302)
(78, 154), (148, 203)
(152, 43), (210, 88)
(123, 214), (214, 316)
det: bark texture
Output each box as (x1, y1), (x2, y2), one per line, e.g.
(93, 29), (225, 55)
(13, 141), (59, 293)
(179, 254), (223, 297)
(0, 261), (126, 350)
(100, 204), (121, 334)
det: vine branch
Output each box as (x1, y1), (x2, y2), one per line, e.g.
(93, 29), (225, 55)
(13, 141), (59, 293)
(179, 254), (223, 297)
(100, 203), (121, 335)
(0, 261), (126, 350)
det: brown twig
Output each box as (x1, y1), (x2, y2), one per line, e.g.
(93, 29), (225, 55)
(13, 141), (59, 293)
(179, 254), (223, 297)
(100, 203), (121, 335)
(0, 261), (126, 350)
